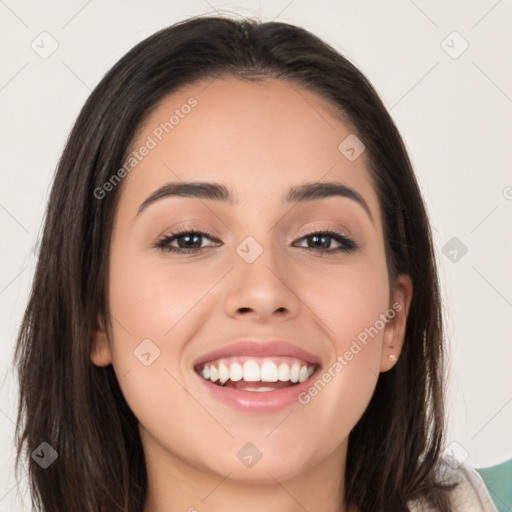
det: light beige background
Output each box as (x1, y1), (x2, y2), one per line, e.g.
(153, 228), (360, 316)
(1, 1), (511, 509)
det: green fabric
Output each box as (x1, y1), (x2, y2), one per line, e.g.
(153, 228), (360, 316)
(477, 458), (512, 512)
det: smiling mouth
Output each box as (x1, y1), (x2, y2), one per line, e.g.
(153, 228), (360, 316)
(195, 356), (318, 392)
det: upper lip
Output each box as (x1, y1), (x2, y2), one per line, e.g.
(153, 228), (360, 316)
(193, 339), (321, 368)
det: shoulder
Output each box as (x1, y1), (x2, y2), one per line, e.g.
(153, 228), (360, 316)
(407, 454), (499, 512)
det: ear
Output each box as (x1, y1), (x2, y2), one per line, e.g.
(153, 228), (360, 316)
(90, 315), (113, 367)
(379, 273), (413, 372)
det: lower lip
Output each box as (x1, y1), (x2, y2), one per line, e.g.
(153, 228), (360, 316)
(194, 370), (319, 412)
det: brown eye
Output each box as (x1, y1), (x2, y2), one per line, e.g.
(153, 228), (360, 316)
(155, 230), (219, 253)
(294, 229), (358, 253)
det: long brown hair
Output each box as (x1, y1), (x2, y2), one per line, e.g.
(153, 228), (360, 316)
(13, 15), (456, 511)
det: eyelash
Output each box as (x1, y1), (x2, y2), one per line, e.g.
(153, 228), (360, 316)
(154, 227), (359, 255)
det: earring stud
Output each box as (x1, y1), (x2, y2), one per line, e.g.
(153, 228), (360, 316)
(387, 354), (397, 362)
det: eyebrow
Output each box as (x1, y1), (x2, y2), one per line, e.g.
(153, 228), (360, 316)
(135, 180), (374, 224)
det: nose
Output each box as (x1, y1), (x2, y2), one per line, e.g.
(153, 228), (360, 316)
(223, 239), (301, 323)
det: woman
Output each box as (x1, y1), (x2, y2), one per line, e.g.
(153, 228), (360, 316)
(13, 15), (498, 512)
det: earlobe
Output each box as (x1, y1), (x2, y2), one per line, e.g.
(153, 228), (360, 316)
(379, 273), (413, 372)
(90, 316), (113, 367)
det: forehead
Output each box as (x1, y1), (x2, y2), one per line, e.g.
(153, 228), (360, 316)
(122, 77), (380, 223)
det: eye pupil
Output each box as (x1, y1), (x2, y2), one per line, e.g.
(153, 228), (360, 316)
(309, 234), (330, 249)
(178, 234), (202, 248)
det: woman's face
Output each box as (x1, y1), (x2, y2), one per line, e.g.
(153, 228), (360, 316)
(91, 77), (412, 487)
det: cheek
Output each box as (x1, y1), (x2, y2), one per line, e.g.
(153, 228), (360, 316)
(301, 256), (390, 345)
(107, 248), (217, 350)
(297, 255), (390, 397)
(105, 246), (229, 406)
(294, 271), (388, 449)
(105, 252), (220, 465)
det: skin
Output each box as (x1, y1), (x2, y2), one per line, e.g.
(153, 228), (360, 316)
(91, 77), (413, 512)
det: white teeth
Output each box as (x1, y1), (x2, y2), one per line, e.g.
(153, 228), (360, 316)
(298, 365), (309, 383)
(218, 360), (230, 384)
(198, 357), (317, 385)
(243, 360), (260, 381)
(209, 365), (219, 382)
(260, 361), (279, 382)
(229, 361), (243, 382)
(278, 362), (290, 381)
(290, 362), (300, 383)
